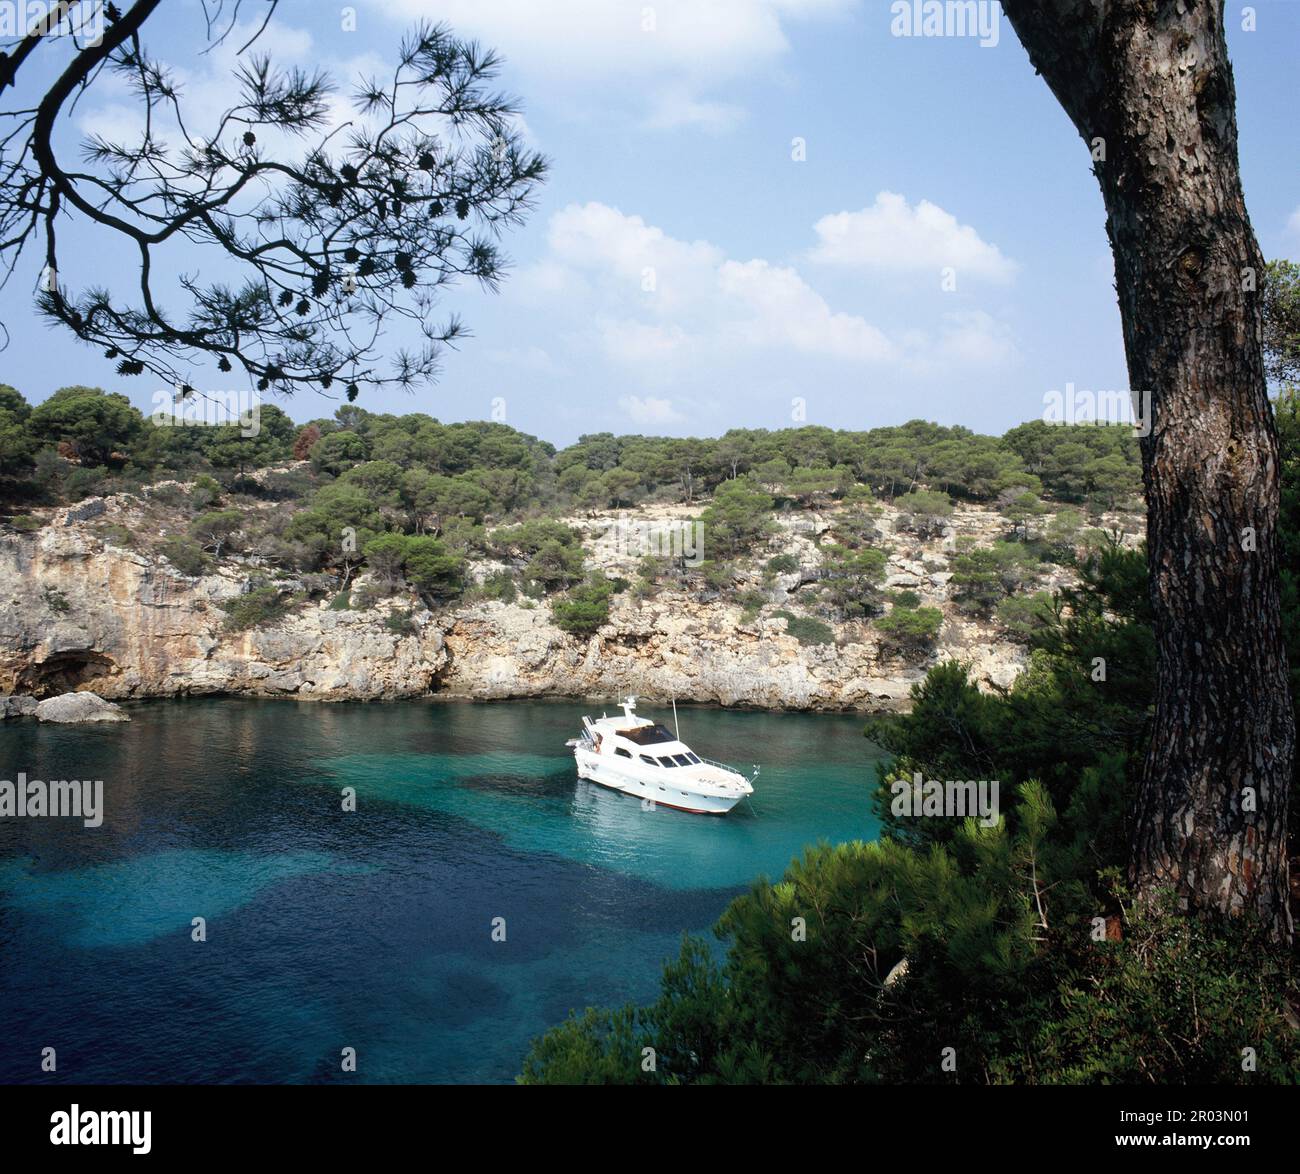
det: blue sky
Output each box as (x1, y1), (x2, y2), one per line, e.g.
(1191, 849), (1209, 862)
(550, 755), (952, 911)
(3, 0), (1298, 446)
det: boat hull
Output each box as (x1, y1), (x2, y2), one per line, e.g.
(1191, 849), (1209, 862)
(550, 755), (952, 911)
(574, 749), (744, 815)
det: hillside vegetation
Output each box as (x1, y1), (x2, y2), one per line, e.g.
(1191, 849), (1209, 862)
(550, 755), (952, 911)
(0, 384), (1144, 641)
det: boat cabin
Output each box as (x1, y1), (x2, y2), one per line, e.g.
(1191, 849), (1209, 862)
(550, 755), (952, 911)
(584, 701), (706, 770)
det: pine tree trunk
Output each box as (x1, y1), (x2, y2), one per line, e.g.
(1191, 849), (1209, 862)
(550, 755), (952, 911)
(1003, 0), (1293, 935)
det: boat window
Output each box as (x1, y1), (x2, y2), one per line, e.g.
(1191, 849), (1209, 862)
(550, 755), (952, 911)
(656, 756), (676, 768)
(671, 754), (692, 767)
(618, 723), (679, 746)
(686, 753), (701, 764)
(639, 755), (659, 765)
(614, 747), (632, 758)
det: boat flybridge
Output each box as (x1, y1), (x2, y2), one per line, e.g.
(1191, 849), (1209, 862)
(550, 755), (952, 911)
(567, 697), (758, 815)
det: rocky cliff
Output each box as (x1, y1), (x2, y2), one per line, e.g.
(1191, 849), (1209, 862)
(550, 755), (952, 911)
(0, 491), (1128, 712)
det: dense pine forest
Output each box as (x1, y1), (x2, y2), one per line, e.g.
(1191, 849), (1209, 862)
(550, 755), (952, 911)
(0, 381), (1141, 575)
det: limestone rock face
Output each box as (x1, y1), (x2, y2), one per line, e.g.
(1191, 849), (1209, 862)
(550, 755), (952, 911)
(0, 495), (1143, 712)
(437, 599), (932, 710)
(1, 694), (37, 718)
(0, 503), (448, 703)
(35, 691), (130, 723)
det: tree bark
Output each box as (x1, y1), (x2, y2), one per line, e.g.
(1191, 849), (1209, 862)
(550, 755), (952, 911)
(1003, 0), (1293, 935)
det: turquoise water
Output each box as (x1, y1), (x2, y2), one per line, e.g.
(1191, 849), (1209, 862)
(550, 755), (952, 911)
(0, 697), (885, 1083)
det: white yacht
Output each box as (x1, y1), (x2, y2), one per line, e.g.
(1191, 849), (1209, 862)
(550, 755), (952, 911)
(567, 697), (758, 815)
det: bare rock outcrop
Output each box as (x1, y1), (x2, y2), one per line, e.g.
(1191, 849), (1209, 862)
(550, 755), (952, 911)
(0, 494), (1142, 712)
(0, 502), (447, 702)
(34, 691), (130, 723)
(1, 694), (37, 718)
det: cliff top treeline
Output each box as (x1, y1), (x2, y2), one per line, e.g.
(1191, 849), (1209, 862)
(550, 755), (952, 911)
(0, 382), (1146, 651)
(0, 382), (1143, 519)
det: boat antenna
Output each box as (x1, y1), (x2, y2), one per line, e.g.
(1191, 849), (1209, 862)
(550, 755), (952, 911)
(672, 694), (680, 740)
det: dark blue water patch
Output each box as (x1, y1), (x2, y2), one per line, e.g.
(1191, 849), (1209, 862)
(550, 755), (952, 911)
(0, 697), (885, 1083)
(0, 841), (721, 1083)
(454, 765), (580, 801)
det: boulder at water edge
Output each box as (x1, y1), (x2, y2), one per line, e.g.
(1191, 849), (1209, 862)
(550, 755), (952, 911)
(34, 692), (131, 723)
(1, 694), (38, 719)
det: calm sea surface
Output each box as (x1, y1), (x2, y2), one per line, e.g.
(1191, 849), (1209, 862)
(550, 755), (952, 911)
(0, 698), (885, 1083)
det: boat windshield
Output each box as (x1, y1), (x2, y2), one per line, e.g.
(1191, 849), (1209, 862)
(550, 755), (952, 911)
(618, 723), (678, 746)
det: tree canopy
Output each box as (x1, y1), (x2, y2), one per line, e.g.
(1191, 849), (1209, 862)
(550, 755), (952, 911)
(0, 4), (546, 402)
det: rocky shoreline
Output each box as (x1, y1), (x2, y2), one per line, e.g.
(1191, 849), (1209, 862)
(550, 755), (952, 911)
(0, 494), (1130, 714)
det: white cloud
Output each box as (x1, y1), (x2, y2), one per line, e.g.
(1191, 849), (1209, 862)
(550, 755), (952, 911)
(644, 88), (747, 133)
(485, 345), (566, 375)
(522, 201), (1017, 380)
(537, 201), (896, 367)
(810, 191), (1017, 282)
(902, 311), (1019, 376)
(599, 320), (694, 365)
(371, 0), (853, 129)
(717, 259), (895, 361)
(618, 394), (686, 426)
(548, 202), (722, 279)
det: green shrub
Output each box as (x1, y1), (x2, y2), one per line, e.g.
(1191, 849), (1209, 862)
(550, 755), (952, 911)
(818, 544), (886, 619)
(190, 474), (222, 509)
(65, 465), (109, 501)
(736, 589), (767, 624)
(403, 535), (465, 601)
(698, 560), (736, 592)
(489, 520), (585, 592)
(9, 514), (42, 532)
(519, 837), (1300, 1085)
(697, 478), (774, 559)
(220, 586), (292, 632)
(638, 556), (667, 581)
(189, 509), (244, 557)
(329, 589), (353, 610)
(362, 532), (409, 595)
(479, 570), (519, 603)
(359, 532), (465, 602)
(766, 553), (799, 574)
(159, 536), (208, 577)
(774, 610), (835, 646)
(874, 604), (943, 656)
(309, 429), (367, 475)
(950, 541), (1041, 612)
(552, 573), (620, 638)
(350, 582), (381, 609)
(522, 539), (585, 593)
(997, 591), (1057, 639)
(96, 522), (135, 548)
(893, 489), (953, 536)
(42, 587), (71, 614)
(146, 482), (190, 508)
(385, 609), (418, 637)
(1022, 896), (1300, 1083)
